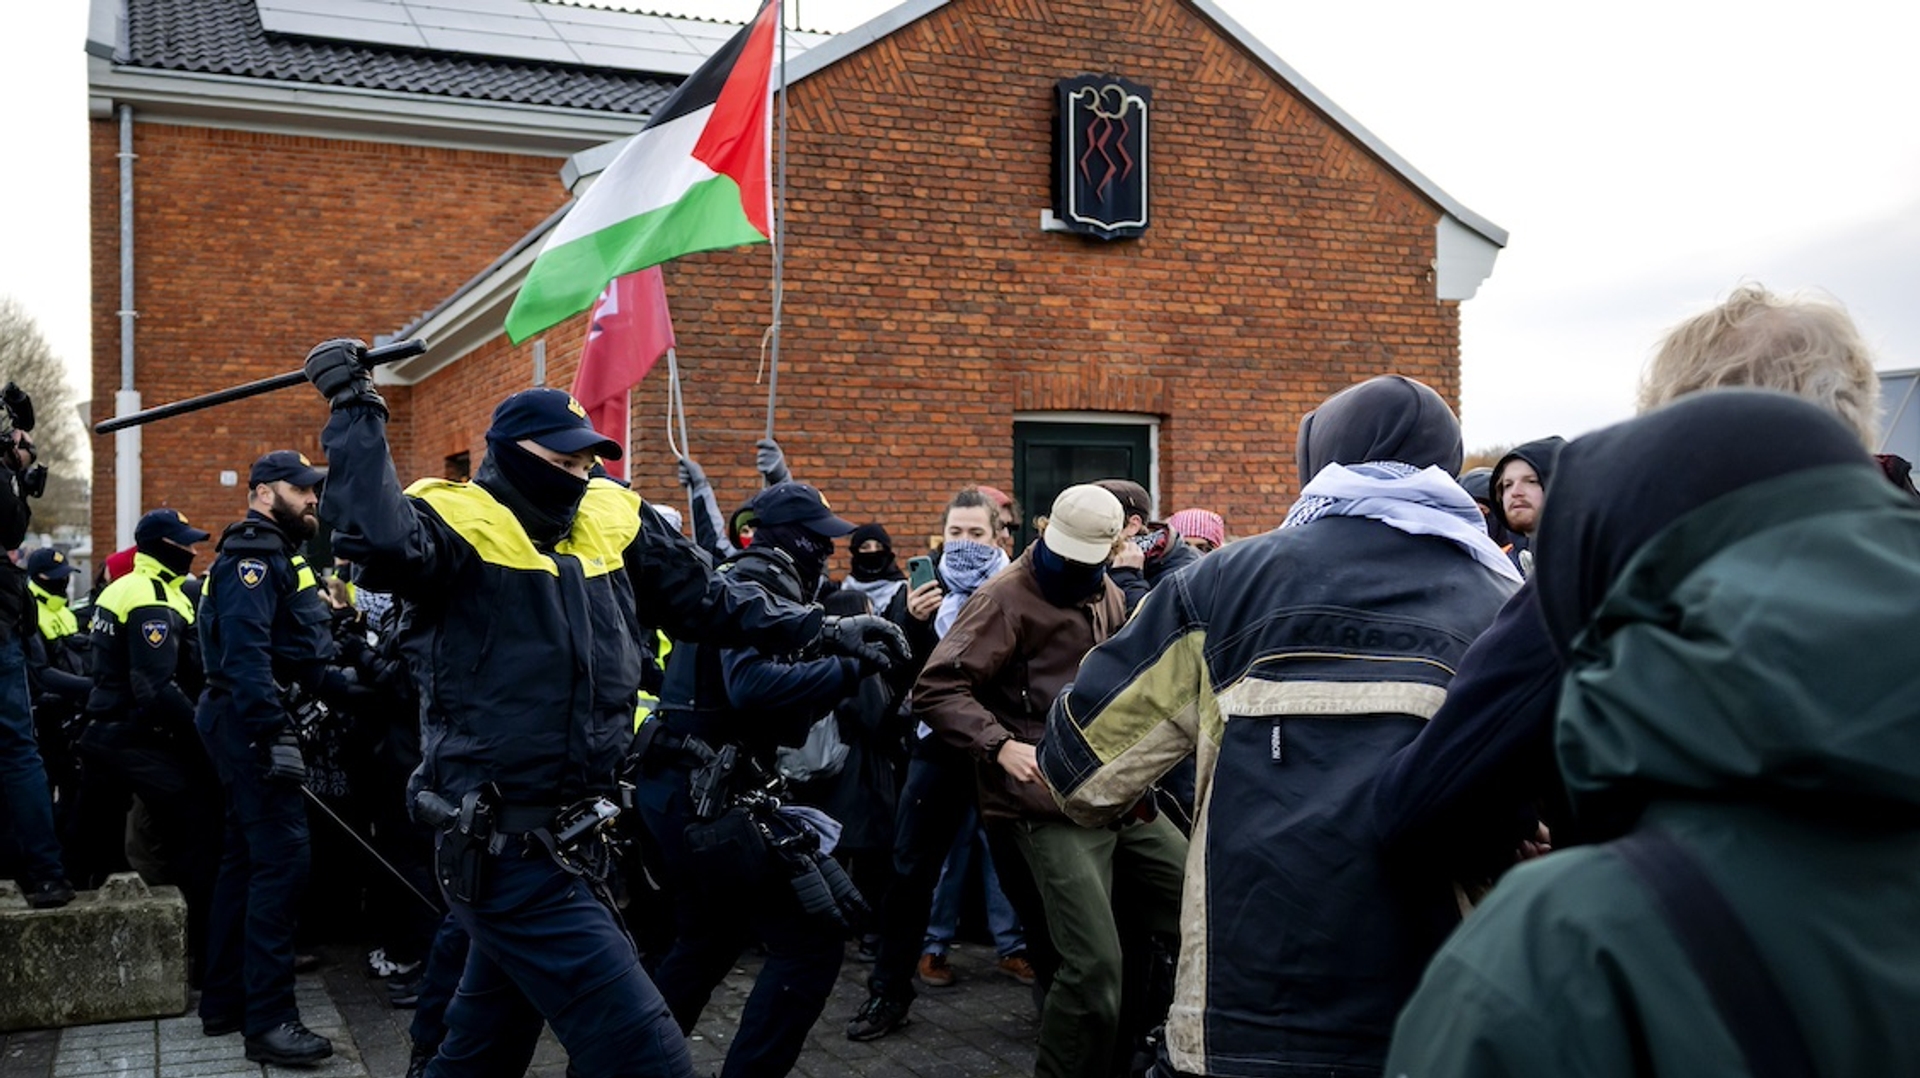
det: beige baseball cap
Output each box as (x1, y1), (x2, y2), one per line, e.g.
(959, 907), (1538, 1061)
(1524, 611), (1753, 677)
(1041, 484), (1124, 564)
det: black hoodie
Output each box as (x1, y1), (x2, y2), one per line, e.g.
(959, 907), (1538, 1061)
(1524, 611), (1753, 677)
(1488, 436), (1567, 537)
(1296, 375), (1464, 482)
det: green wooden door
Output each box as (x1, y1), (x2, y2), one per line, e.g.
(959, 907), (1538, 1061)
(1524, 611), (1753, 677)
(1012, 420), (1153, 554)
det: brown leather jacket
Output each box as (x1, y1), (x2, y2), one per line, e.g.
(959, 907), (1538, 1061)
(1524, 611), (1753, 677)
(914, 549), (1125, 821)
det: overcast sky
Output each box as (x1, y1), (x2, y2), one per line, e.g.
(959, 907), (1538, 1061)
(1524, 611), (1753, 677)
(4, 1), (1917, 451)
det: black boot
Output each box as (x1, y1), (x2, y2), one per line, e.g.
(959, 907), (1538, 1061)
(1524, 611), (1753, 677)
(405, 1043), (436, 1078)
(244, 1020), (333, 1066)
(845, 991), (912, 1041)
(24, 878), (75, 910)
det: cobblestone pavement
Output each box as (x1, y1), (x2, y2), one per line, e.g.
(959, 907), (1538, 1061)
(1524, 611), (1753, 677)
(0, 941), (1038, 1078)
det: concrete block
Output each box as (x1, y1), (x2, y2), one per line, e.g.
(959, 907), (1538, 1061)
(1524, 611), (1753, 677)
(0, 874), (188, 1031)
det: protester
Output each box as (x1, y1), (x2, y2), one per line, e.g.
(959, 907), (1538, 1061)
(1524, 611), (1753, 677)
(1375, 283), (1897, 888)
(1387, 390), (1920, 1076)
(975, 484), (1021, 556)
(1163, 508), (1224, 554)
(916, 496), (1034, 991)
(1487, 437), (1564, 576)
(846, 487), (1037, 1043)
(1041, 376), (1518, 1078)
(1095, 479), (1200, 613)
(677, 438), (792, 562)
(1456, 467), (1515, 549)
(920, 484), (1186, 1078)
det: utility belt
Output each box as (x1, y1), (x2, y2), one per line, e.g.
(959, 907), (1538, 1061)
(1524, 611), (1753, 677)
(415, 786), (622, 904)
(78, 706), (187, 745)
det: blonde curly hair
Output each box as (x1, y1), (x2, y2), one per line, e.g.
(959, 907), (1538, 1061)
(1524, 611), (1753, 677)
(1639, 284), (1881, 449)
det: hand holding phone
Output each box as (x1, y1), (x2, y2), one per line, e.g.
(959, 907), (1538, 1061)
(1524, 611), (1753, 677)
(907, 555), (937, 591)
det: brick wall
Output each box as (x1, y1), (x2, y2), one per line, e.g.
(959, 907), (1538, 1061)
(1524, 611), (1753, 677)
(607, 0), (1460, 550)
(93, 0), (1468, 567)
(89, 123), (566, 565)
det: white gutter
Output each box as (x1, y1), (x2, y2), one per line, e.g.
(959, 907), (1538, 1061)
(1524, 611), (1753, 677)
(85, 59), (653, 158)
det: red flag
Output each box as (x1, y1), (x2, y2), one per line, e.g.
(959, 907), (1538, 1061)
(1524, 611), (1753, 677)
(572, 267), (675, 479)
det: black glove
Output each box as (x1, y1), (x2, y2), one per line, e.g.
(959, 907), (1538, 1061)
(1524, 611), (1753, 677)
(262, 730), (308, 785)
(2, 382), (34, 432)
(303, 337), (385, 414)
(819, 614), (910, 676)
(755, 439), (791, 485)
(677, 457), (708, 489)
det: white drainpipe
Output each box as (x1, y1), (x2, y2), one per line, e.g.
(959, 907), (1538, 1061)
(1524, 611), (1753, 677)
(114, 103), (140, 549)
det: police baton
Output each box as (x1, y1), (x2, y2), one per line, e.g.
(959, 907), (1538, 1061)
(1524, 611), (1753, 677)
(93, 338), (428, 435)
(298, 783), (446, 918)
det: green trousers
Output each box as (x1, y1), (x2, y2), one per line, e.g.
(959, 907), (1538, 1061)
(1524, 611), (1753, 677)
(1013, 813), (1187, 1078)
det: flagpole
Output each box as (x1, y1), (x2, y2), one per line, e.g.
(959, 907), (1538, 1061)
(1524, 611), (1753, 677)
(765, 0), (788, 442)
(666, 346), (695, 523)
(619, 388), (633, 481)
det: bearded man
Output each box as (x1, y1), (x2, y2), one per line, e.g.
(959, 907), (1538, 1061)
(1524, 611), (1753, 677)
(193, 450), (343, 1067)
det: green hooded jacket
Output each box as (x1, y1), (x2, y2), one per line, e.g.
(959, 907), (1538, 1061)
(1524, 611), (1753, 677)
(1386, 465), (1920, 1076)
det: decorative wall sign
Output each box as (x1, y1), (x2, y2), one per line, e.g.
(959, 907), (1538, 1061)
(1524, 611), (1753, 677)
(1053, 75), (1150, 240)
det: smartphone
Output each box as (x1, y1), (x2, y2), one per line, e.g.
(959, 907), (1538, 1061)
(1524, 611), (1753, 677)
(907, 555), (937, 590)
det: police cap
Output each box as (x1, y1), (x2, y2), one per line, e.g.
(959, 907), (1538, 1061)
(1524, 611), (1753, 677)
(488, 389), (622, 461)
(250, 450), (326, 488)
(134, 508), (211, 547)
(25, 547), (73, 583)
(752, 481), (855, 537)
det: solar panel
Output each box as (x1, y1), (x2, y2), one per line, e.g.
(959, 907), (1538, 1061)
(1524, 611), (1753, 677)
(256, 0), (830, 76)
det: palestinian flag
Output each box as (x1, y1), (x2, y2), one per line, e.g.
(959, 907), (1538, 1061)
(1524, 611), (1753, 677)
(505, 0), (778, 343)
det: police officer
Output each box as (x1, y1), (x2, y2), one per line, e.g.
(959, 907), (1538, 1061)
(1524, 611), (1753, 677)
(25, 548), (86, 671)
(302, 338), (905, 1078)
(78, 509), (222, 969)
(195, 450), (338, 1067)
(640, 481), (884, 1078)
(22, 548), (91, 836)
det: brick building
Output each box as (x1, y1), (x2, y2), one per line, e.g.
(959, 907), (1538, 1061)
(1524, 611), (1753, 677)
(87, 0), (1503, 564)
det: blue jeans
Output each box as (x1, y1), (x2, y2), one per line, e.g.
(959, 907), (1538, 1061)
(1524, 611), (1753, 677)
(428, 844), (693, 1078)
(924, 806), (1024, 958)
(0, 637), (65, 883)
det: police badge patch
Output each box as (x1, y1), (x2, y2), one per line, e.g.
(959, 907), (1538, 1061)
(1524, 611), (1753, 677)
(142, 619), (169, 647)
(239, 558), (268, 589)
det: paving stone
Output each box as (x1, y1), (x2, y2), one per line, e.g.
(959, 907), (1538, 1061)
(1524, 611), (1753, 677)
(47, 1052), (159, 1073)
(142, 1065), (257, 1078)
(1, 931), (1049, 1078)
(155, 1044), (244, 1066)
(49, 1048), (155, 1067)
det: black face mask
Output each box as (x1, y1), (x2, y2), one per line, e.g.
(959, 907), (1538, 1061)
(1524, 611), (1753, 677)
(753, 523), (835, 599)
(1031, 540), (1108, 606)
(140, 540), (196, 578)
(850, 548), (899, 582)
(478, 436), (589, 547)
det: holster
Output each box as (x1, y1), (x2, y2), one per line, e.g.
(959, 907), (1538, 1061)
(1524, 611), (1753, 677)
(433, 790), (494, 904)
